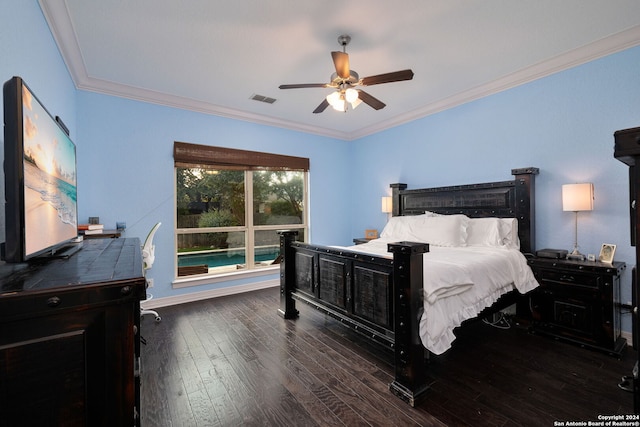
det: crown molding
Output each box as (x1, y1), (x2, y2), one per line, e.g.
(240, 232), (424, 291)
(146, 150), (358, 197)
(39, 1), (640, 141)
(349, 25), (640, 140)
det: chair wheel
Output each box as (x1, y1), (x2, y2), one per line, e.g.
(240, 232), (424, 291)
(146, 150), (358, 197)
(155, 316), (162, 323)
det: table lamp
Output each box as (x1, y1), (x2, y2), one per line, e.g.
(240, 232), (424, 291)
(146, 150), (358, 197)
(381, 196), (392, 220)
(562, 183), (594, 261)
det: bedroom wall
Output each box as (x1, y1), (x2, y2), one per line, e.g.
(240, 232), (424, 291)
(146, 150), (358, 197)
(350, 45), (640, 334)
(74, 91), (351, 299)
(0, 1), (351, 301)
(0, 1), (78, 242)
(3, 2), (640, 335)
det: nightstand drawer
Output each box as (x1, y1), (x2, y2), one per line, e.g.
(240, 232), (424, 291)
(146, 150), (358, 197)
(536, 269), (600, 290)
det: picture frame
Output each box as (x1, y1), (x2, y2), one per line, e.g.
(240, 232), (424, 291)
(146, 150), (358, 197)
(599, 243), (616, 263)
(364, 229), (378, 240)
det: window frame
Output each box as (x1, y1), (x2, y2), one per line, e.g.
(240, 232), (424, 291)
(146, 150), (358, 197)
(172, 142), (309, 286)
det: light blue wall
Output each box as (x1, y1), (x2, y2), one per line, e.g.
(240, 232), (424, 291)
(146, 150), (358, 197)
(0, 1), (77, 240)
(0, 2), (76, 130)
(351, 46), (640, 246)
(2, 2), (640, 333)
(350, 45), (640, 333)
(75, 91), (351, 297)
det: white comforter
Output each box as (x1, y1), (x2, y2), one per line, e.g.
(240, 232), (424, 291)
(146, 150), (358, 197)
(344, 239), (539, 355)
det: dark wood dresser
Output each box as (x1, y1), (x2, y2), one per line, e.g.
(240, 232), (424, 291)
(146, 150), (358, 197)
(0, 238), (146, 426)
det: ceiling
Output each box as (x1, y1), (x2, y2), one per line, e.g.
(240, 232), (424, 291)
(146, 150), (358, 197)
(39, 0), (640, 141)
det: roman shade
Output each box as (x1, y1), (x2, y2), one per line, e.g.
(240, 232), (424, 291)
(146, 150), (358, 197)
(174, 141), (309, 171)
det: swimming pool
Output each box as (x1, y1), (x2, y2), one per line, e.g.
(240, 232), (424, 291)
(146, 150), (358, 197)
(177, 246), (279, 268)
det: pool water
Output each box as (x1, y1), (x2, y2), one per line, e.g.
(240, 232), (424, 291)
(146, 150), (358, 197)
(178, 247), (279, 268)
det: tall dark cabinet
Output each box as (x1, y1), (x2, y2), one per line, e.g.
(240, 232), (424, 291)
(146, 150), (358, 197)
(614, 125), (640, 413)
(0, 238), (146, 426)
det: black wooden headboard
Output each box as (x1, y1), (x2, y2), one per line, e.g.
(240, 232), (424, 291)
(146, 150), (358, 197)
(390, 167), (539, 255)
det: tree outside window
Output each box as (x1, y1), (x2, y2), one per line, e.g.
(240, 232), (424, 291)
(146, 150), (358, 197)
(176, 167), (306, 277)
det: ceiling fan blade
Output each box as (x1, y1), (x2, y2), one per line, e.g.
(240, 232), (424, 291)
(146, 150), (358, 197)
(360, 69), (414, 86)
(357, 90), (386, 110)
(313, 99), (330, 114)
(279, 83), (329, 89)
(331, 51), (350, 79)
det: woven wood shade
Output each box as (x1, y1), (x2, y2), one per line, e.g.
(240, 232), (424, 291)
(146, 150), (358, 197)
(174, 141), (309, 171)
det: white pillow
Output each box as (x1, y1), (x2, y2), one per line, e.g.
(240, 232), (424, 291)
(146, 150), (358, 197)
(380, 214), (468, 247)
(379, 213), (435, 239)
(380, 215), (414, 240)
(466, 217), (519, 249)
(500, 218), (520, 249)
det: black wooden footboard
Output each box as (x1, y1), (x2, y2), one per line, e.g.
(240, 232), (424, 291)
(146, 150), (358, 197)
(278, 230), (430, 406)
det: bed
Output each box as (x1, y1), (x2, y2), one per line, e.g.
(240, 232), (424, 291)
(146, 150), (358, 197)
(277, 167), (539, 406)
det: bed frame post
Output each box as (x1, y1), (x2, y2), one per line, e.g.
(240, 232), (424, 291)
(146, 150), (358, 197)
(390, 183), (407, 217)
(511, 167), (539, 255)
(277, 230), (299, 319)
(387, 241), (430, 407)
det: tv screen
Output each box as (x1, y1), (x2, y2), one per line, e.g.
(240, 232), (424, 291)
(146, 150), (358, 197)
(2, 76), (78, 263)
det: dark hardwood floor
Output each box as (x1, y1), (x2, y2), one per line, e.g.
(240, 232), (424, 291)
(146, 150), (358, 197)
(140, 287), (636, 426)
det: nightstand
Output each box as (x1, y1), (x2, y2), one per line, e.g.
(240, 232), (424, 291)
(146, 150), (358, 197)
(527, 257), (626, 356)
(353, 238), (371, 245)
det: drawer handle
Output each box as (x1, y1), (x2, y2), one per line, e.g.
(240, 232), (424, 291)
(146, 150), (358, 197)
(559, 275), (576, 283)
(120, 286), (132, 296)
(47, 296), (61, 307)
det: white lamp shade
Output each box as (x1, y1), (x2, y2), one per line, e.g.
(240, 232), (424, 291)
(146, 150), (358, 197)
(331, 99), (345, 111)
(350, 97), (363, 110)
(345, 88), (359, 103)
(381, 196), (392, 213)
(326, 91), (340, 106)
(562, 183), (594, 212)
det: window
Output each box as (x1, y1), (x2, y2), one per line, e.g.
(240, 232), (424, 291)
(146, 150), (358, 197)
(174, 142), (308, 278)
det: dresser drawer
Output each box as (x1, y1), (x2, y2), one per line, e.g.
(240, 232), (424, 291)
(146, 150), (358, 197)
(0, 279), (147, 321)
(0, 288), (90, 321)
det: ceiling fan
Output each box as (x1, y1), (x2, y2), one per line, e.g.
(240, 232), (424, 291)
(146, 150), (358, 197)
(279, 35), (414, 113)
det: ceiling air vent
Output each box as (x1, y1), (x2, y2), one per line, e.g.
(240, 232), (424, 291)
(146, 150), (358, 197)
(250, 94), (277, 104)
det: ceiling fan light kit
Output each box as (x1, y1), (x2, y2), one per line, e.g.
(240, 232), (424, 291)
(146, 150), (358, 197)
(326, 86), (360, 112)
(345, 88), (359, 103)
(279, 34), (414, 114)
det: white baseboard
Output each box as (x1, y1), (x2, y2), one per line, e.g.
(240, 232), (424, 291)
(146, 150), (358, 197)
(141, 279), (279, 309)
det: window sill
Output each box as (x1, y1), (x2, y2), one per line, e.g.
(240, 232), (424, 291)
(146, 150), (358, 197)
(172, 265), (279, 289)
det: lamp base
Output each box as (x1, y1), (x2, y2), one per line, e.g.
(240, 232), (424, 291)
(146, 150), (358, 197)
(566, 248), (585, 261)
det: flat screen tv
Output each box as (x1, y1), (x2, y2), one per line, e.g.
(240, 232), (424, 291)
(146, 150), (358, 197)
(2, 76), (78, 263)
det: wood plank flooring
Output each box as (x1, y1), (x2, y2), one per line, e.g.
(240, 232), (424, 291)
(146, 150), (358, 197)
(140, 287), (636, 426)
